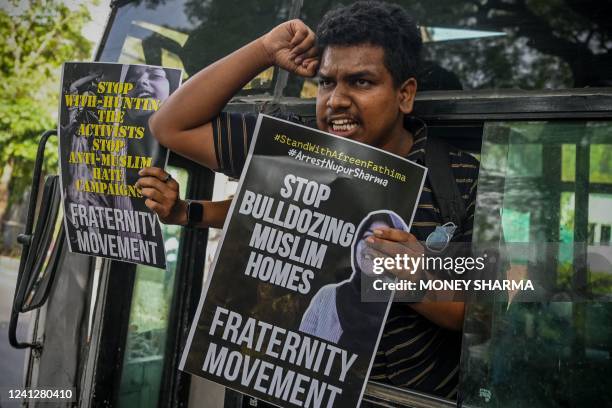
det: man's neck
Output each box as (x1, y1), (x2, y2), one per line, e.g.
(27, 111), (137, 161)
(382, 120), (414, 157)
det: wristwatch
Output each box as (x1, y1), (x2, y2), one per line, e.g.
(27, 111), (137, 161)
(185, 200), (204, 228)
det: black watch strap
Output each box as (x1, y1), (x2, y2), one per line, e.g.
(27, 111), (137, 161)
(185, 200), (204, 227)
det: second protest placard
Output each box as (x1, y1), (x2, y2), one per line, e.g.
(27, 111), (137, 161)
(58, 62), (182, 269)
(180, 114), (427, 407)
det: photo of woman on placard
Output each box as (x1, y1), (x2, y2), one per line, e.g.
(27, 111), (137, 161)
(122, 65), (172, 165)
(299, 210), (409, 354)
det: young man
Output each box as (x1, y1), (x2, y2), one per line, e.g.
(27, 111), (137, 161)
(139, 1), (478, 399)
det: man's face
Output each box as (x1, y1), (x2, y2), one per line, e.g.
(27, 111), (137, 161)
(316, 44), (416, 153)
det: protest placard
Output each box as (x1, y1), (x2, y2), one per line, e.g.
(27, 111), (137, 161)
(180, 115), (427, 407)
(58, 62), (182, 269)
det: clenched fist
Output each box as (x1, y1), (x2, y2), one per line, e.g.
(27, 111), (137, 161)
(261, 19), (319, 77)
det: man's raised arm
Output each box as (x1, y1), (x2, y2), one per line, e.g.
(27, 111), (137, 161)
(148, 19), (319, 170)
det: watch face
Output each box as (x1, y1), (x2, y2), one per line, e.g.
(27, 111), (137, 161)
(188, 201), (204, 226)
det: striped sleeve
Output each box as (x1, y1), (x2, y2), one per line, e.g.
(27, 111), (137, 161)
(212, 111), (304, 179)
(212, 111), (258, 179)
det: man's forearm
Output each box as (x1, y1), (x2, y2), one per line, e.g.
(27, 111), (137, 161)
(409, 268), (465, 331)
(201, 199), (232, 229)
(149, 38), (272, 147)
(409, 302), (465, 331)
(147, 21), (317, 170)
(174, 199), (232, 229)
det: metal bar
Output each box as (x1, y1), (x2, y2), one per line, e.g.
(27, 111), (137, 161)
(364, 381), (456, 408)
(571, 126), (590, 368)
(573, 129), (590, 285)
(90, 262), (137, 407)
(94, 0), (119, 61)
(9, 129), (56, 349)
(228, 94), (612, 121)
(541, 142), (562, 290)
(271, 0), (304, 103)
(158, 159), (215, 408)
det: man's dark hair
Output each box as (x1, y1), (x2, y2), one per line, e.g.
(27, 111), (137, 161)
(316, 1), (422, 87)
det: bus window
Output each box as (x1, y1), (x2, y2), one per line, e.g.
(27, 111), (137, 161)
(283, 0), (612, 97)
(462, 121), (612, 407)
(98, 0), (293, 94)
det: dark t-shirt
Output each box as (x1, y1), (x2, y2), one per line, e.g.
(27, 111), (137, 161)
(211, 111), (479, 399)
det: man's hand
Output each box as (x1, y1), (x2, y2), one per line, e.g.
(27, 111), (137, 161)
(365, 228), (425, 279)
(366, 227), (465, 330)
(261, 19), (319, 77)
(136, 167), (186, 225)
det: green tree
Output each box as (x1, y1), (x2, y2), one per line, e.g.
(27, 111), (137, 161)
(0, 0), (92, 249)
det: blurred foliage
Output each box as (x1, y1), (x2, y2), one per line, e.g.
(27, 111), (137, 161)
(590, 144), (612, 184)
(300, 0), (612, 90)
(0, 0), (92, 205)
(414, 0), (612, 89)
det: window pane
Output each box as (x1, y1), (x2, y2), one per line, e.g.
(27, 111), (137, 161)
(591, 144), (612, 184)
(562, 144), (576, 182)
(117, 166), (188, 408)
(462, 121), (612, 407)
(287, 0), (612, 96)
(99, 0), (293, 94)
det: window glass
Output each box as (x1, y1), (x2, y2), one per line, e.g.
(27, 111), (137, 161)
(99, 0), (293, 94)
(462, 121), (612, 407)
(562, 144), (576, 182)
(590, 144), (612, 184)
(286, 0), (612, 96)
(117, 166), (188, 408)
(563, 142), (612, 184)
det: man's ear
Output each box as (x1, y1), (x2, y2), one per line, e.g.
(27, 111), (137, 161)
(398, 77), (417, 114)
